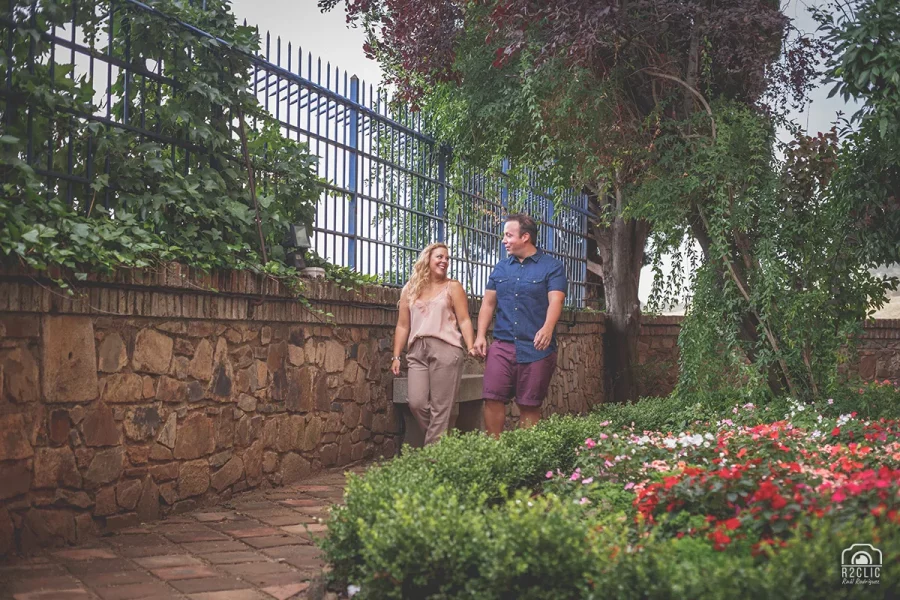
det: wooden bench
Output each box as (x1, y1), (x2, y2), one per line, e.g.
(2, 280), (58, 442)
(392, 374), (484, 451)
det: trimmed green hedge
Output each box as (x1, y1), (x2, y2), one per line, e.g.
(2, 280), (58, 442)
(321, 386), (900, 599)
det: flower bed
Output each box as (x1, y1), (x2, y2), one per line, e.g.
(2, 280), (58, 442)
(547, 399), (900, 556)
(323, 384), (900, 599)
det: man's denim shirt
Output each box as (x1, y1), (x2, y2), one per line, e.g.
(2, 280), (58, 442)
(486, 249), (568, 364)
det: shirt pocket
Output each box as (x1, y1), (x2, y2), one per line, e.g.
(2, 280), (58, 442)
(521, 275), (547, 300)
(490, 276), (511, 294)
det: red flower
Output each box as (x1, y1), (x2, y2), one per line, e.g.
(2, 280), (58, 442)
(709, 529), (731, 550)
(723, 518), (741, 530)
(831, 427), (841, 436)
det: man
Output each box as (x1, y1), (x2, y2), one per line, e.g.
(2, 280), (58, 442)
(472, 213), (567, 436)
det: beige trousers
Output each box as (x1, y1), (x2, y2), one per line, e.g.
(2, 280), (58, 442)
(406, 336), (465, 445)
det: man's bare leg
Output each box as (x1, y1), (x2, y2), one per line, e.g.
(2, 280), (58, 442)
(518, 405), (541, 429)
(483, 399), (506, 439)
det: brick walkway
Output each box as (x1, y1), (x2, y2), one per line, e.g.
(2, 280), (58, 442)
(0, 467), (362, 600)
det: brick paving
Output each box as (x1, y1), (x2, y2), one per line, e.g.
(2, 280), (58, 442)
(0, 468), (364, 600)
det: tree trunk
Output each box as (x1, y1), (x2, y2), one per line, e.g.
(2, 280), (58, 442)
(591, 184), (650, 404)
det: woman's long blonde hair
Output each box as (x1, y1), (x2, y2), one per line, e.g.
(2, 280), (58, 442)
(405, 243), (449, 304)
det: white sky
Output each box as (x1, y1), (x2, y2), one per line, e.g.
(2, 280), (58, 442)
(229, 0), (856, 304)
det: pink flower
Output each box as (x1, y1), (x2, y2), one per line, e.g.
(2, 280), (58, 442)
(582, 477), (594, 485)
(546, 471), (554, 479)
(828, 399), (834, 405)
(570, 469), (581, 481)
(599, 433), (608, 440)
(579, 497), (590, 505)
(605, 460), (614, 467)
(585, 438), (596, 448)
(624, 482), (635, 490)
(600, 420), (610, 427)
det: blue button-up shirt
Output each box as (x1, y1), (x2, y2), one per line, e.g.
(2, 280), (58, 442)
(486, 249), (567, 363)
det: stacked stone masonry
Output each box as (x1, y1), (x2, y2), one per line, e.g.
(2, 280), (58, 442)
(637, 316), (900, 397)
(0, 264), (606, 555)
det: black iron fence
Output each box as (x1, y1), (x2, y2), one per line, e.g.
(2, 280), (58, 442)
(1, 0), (594, 306)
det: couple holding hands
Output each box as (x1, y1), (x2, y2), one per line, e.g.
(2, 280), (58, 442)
(390, 213), (568, 444)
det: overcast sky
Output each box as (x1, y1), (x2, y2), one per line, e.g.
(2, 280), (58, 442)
(229, 0), (857, 304)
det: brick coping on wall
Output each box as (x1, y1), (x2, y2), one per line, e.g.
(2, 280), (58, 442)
(0, 262), (606, 329)
(640, 314), (900, 339)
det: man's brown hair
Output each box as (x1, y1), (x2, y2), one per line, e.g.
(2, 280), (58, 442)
(506, 213), (538, 245)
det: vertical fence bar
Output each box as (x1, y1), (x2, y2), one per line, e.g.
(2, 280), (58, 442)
(436, 145), (447, 243)
(499, 158), (510, 260)
(545, 192), (555, 253)
(347, 75), (359, 269)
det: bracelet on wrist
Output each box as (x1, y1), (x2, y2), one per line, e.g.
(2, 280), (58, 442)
(391, 356), (402, 361)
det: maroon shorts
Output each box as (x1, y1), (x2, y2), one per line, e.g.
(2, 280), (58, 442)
(483, 340), (557, 407)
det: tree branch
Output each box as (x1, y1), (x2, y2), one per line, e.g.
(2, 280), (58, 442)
(644, 69), (717, 141)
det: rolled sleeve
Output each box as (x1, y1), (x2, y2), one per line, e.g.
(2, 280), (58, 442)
(486, 265), (506, 291)
(547, 262), (568, 295)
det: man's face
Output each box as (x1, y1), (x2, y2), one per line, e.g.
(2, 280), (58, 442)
(502, 220), (530, 257)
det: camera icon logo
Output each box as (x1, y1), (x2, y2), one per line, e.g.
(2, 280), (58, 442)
(841, 544), (882, 586)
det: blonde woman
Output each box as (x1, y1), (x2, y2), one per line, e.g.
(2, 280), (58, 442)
(391, 243), (476, 445)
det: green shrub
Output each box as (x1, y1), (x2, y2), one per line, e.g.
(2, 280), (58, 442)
(598, 518), (900, 599)
(321, 416), (605, 584)
(478, 491), (602, 600)
(322, 388), (900, 598)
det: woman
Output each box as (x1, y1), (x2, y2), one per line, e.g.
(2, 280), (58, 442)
(391, 243), (476, 445)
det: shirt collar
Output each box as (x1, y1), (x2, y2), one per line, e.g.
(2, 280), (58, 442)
(507, 248), (544, 264)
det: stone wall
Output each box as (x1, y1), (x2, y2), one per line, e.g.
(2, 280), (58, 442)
(852, 320), (900, 383)
(636, 316), (900, 397)
(0, 264), (605, 555)
(636, 317), (681, 398)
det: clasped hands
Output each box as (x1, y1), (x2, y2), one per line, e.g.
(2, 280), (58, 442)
(469, 327), (553, 359)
